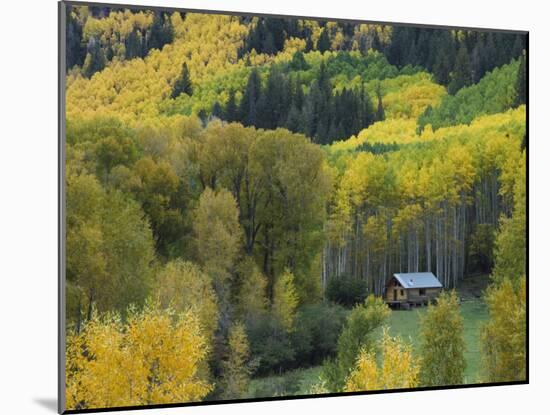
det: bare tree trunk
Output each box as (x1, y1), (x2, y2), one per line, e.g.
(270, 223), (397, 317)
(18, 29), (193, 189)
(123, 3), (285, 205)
(322, 242), (328, 291)
(354, 213), (360, 279)
(453, 204), (458, 288)
(435, 217), (442, 278)
(425, 217), (431, 272)
(76, 299), (82, 334)
(415, 229), (419, 272)
(86, 290), (94, 322)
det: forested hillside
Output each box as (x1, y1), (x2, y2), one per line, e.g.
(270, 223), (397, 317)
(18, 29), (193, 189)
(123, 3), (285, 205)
(64, 5), (527, 410)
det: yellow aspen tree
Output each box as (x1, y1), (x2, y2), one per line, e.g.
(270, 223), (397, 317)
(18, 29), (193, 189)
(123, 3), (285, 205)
(419, 291), (466, 386)
(193, 187), (242, 284)
(272, 269), (299, 332)
(65, 304), (212, 410)
(480, 277), (526, 382)
(345, 330), (420, 392)
(235, 257), (268, 320)
(492, 153), (526, 284)
(221, 322), (253, 399)
(154, 259), (219, 341)
(322, 295), (390, 391)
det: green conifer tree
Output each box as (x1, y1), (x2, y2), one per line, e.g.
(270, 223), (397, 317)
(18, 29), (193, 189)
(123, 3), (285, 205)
(375, 83), (385, 122)
(448, 44), (472, 94)
(239, 69), (262, 126)
(317, 28), (331, 53)
(171, 62), (193, 98)
(225, 90), (238, 122)
(514, 52), (527, 107)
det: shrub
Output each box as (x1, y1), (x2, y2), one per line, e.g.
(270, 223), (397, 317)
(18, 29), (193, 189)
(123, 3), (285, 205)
(321, 295), (390, 391)
(326, 275), (368, 307)
(247, 315), (295, 375)
(291, 303), (348, 366)
(250, 371), (303, 398)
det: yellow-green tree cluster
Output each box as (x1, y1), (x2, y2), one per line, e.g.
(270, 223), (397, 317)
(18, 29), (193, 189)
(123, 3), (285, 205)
(66, 304), (211, 409)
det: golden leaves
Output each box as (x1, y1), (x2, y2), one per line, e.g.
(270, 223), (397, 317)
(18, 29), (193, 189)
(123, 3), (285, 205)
(221, 322), (252, 399)
(155, 260), (219, 341)
(480, 278), (526, 382)
(345, 330), (420, 392)
(272, 269), (299, 332)
(193, 187), (243, 283)
(67, 13), (249, 124)
(66, 305), (212, 410)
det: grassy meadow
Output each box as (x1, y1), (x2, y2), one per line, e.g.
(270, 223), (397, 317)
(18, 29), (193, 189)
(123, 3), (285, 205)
(249, 296), (488, 398)
(384, 299), (488, 383)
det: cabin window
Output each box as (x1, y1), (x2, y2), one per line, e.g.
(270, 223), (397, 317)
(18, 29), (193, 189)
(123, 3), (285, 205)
(400, 289), (404, 296)
(419, 288), (426, 296)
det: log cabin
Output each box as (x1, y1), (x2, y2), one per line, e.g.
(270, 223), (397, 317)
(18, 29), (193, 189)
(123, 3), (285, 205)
(385, 272), (443, 308)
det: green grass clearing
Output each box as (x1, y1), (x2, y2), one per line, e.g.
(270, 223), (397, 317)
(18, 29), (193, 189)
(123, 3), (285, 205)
(249, 296), (488, 397)
(248, 366), (323, 398)
(380, 297), (488, 383)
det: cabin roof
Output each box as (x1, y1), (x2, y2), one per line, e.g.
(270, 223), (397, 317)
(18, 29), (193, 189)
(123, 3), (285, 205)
(392, 272), (443, 289)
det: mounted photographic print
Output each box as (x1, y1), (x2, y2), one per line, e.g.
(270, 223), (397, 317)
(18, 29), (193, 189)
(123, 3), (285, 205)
(58, 1), (528, 413)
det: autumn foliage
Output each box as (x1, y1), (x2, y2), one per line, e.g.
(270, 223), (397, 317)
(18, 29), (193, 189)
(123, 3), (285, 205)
(66, 304), (211, 409)
(63, 4), (526, 408)
(345, 330), (420, 391)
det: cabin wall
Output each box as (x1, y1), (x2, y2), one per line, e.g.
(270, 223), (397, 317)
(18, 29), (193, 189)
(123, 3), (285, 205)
(406, 287), (441, 303)
(385, 279), (408, 302)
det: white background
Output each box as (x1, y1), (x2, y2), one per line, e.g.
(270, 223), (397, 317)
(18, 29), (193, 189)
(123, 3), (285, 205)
(0, 0), (545, 413)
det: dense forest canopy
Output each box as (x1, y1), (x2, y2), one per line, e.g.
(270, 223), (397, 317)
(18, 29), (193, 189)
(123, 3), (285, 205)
(64, 5), (527, 410)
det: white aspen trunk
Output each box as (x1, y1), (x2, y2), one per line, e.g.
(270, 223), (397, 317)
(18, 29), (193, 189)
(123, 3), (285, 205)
(399, 237), (403, 272)
(407, 230), (412, 272)
(353, 214), (359, 278)
(323, 239), (330, 291)
(488, 174), (493, 223)
(453, 204), (458, 288)
(343, 243), (348, 276)
(437, 216), (441, 282)
(444, 204), (449, 288)
(464, 201), (468, 273)
(415, 229), (419, 272)
(366, 245), (370, 288)
(492, 171), (498, 223)
(338, 244), (342, 277)
(425, 217), (431, 272)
